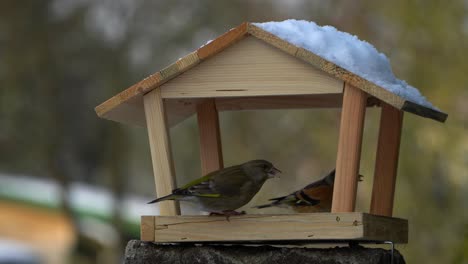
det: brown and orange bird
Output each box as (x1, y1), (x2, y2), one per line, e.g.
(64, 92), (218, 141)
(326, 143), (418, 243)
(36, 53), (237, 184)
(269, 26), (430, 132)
(254, 169), (361, 213)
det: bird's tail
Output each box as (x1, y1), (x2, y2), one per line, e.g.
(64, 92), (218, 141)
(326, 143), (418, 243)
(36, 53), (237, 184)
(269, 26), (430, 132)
(253, 196), (286, 209)
(147, 193), (180, 204)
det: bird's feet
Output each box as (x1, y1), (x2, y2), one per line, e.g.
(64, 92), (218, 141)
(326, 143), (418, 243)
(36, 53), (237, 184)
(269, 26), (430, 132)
(209, 210), (246, 216)
(209, 210), (246, 221)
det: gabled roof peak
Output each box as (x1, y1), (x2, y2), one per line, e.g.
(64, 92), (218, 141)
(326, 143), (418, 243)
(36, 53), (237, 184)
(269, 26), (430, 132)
(95, 21), (447, 123)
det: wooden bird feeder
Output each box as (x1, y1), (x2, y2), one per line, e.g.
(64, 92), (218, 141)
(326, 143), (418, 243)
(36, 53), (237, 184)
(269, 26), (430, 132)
(95, 22), (447, 244)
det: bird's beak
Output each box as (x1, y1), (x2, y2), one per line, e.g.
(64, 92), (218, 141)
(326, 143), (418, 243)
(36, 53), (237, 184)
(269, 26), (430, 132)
(268, 167), (282, 178)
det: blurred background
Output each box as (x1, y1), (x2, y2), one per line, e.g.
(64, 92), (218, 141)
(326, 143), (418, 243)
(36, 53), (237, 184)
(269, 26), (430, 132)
(0, 0), (467, 263)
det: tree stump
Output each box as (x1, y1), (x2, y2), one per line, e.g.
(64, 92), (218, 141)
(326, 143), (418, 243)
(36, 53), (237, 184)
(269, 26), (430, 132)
(124, 240), (405, 264)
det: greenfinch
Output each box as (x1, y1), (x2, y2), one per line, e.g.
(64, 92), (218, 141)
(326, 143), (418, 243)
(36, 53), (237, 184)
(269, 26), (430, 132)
(148, 160), (281, 216)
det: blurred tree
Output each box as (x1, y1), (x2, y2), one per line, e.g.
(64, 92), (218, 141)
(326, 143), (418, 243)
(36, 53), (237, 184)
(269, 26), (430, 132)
(0, 0), (132, 261)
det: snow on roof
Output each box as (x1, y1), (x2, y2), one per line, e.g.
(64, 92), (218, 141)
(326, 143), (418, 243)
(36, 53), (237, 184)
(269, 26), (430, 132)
(254, 20), (436, 109)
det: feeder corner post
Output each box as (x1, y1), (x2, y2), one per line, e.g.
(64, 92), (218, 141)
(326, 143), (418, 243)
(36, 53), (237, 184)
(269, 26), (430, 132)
(143, 88), (180, 216)
(332, 82), (367, 213)
(370, 102), (404, 217)
(196, 99), (224, 175)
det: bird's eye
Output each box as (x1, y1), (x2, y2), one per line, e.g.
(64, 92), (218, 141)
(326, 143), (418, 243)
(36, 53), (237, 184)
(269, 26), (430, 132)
(263, 164), (269, 169)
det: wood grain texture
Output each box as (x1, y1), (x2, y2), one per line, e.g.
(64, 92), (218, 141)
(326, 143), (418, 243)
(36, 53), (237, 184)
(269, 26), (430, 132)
(164, 98), (203, 127)
(143, 89), (180, 215)
(197, 99), (224, 175)
(95, 72), (161, 126)
(140, 213), (407, 243)
(215, 94), (343, 110)
(332, 83), (367, 213)
(141, 216), (155, 241)
(402, 100), (447, 122)
(176, 52), (200, 71)
(95, 52), (200, 126)
(161, 37), (344, 98)
(363, 214), (408, 243)
(198, 22), (249, 60)
(370, 103), (404, 217)
(164, 94), (344, 128)
(162, 94), (380, 127)
(98, 96), (146, 127)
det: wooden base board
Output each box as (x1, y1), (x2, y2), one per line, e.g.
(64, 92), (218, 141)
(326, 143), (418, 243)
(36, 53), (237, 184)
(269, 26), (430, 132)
(141, 213), (407, 244)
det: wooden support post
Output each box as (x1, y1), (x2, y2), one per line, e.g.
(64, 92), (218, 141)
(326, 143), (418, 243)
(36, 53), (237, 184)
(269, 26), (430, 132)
(143, 89), (180, 215)
(197, 99), (224, 175)
(332, 83), (367, 212)
(370, 102), (404, 216)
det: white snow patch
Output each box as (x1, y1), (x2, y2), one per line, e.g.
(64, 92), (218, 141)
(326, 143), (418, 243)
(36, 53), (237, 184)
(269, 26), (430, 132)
(0, 174), (144, 221)
(254, 20), (436, 109)
(0, 173), (202, 223)
(198, 39), (213, 49)
(0, 240), (40, 262)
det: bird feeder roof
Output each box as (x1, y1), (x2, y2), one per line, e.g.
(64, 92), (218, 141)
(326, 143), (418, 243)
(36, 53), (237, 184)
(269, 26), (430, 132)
(95, 21), (447, 125)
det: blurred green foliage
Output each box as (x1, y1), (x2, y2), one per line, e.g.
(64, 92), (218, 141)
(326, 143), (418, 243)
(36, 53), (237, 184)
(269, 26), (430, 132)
(0, 0), (467, 263)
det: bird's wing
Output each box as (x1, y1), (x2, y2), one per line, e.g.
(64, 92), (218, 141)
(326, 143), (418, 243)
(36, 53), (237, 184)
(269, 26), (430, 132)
(179, 174), (213, 190)
(299, 185), (333, 203)
(174, 174), (220, 198)
(211, 165), (249, 196)
(174, 165), (246, 197)
(266, 176), (332, 206)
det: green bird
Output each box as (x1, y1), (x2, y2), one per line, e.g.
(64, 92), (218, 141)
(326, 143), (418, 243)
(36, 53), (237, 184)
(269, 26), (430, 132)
(148, 160), (281, 216)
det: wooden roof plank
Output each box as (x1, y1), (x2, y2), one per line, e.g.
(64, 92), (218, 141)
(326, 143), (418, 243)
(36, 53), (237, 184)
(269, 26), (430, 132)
(402, 101), (447, 122)
(247, 24), (298, 56)
(197, 22), (249, 60)
(296, 48), (406, 109)
(247, 25), (447, 122)
(95, 51), (201, 124)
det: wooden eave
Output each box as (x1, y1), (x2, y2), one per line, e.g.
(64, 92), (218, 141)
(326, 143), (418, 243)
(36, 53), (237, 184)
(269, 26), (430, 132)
(95, 22), (447, 125)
